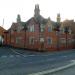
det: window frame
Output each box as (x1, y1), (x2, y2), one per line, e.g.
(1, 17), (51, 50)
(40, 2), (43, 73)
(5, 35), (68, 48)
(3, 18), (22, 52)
(48, 26), (52, 32)
(40, 24), (45, 32)
(47, 37), (52, 45)
(29, 37), (35, 45)
(40, 37), (44, 43)
(60, 38), (66, 44)
(29, 25), (35, 32)
(16, 37), (22, 44)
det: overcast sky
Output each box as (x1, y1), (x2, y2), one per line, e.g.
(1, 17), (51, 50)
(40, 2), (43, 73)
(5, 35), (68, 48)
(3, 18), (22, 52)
(0, 0), (75, 29)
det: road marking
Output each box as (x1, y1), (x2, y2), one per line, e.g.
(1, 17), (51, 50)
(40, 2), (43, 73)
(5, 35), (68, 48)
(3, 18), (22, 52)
(23, 58), (55, 65)
(10, 48), (22, 55)
(9, 55), (14, 58)
(28, 55), (35, 56)
(1, 55), (7, 58)
(62, 55), (67, 58)
(15, 55), (21, 57)
(10, 48), (36, 57)
(29, 60), (75, 75)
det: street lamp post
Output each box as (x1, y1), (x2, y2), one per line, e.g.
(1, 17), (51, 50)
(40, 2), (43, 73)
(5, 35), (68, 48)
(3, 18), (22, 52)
(24, 24), (27, 48)
(14, 29), (17, 47)
(64, 27), (69, 49)
(56, 31), (60, 51)
(53, 23), (60, 51)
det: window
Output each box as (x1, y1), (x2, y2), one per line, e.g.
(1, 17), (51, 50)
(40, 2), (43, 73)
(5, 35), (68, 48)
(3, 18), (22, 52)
(60, 28), (65, 33)
(68, 29), (72, 34)
(47, 37), (52, 45)
(11, 30), (14, 33)
(48, 27), (52, 32)
(60, 28), (63, 33)
(16, 37), (22, 44)
(29, 25), (35, 32)
(55, 31), (59, 35)
(16, 37), (19, 44)
(40, 24), (45, 32)
(60, 38), (66, 44)
(40, 38), (44, 43)
(68, 38), (72, 44)
(29, 37), (34, 44)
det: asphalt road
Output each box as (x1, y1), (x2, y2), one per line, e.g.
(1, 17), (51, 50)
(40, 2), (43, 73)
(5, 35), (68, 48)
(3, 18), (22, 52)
(0, 46), (75, 75)
(50, 65), (75, 75)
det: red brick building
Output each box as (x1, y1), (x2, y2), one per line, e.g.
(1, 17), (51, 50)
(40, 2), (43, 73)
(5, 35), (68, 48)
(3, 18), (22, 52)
(3, 4), (74, 51)
(0, 26), (6, 44)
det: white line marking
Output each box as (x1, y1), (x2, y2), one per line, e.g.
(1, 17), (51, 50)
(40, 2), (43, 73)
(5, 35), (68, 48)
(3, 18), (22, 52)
(10, 48), (22, 55)
(15, 55), (20, 57)
(29, 60), (75, 75)
(29, 55), (35, 56)
(1, 55), (7, 58)
(23, 58), (55, 65)
(9, 55), (14, 58)
(63, 56), (67, 58)
(10, 48), (36, 57)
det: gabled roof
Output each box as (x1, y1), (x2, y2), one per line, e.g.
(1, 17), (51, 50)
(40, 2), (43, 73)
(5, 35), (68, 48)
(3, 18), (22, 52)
(0, 26), (6, 31)
(46, 17), (60, 27)
(26, 15), (48, 26)
(34, 15), (48, 25)
(8, 22), (26, 32)
(26, 17), (36, 24)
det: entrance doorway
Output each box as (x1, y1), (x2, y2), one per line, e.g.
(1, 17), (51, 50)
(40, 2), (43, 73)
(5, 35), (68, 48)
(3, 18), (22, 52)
(40, 37), (44, 51)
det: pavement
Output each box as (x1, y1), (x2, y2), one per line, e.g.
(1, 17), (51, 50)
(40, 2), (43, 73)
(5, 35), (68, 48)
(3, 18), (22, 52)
(0, 46), (75, 75)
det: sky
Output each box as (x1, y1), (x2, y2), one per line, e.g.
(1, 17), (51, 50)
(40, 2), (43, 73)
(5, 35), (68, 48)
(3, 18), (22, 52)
(0, 0), (75, 30)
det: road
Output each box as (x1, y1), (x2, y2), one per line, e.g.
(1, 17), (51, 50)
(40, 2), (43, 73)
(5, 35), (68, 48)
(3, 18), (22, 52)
(0, 46), (75, 75)
(50, 65), (75, 75)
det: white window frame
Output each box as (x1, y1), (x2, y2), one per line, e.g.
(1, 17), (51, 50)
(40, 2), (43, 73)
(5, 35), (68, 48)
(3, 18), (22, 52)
(40, 37), (44, 43)
(68, 29), (72, 34)
(29, 25), (35, 32)
(40, 24), (45, 32)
